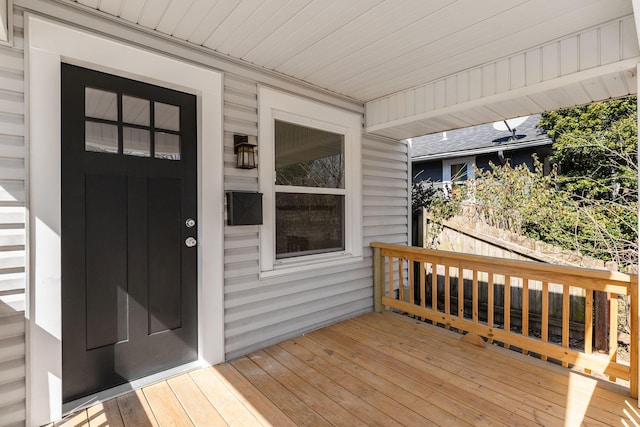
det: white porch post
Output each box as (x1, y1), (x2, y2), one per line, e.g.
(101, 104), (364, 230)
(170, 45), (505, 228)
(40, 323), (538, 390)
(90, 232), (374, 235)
(631, 0), (640, 405)
(637, 62), (640, 406)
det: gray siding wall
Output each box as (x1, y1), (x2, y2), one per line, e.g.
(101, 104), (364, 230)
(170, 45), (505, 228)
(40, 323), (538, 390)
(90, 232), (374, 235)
(0, 8), (26, 427)
(0, 6), (409, 423)
(223, 75), (409, 359)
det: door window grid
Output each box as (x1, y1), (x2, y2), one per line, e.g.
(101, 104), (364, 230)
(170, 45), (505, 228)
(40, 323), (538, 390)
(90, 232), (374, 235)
(84, 87), (181, 160)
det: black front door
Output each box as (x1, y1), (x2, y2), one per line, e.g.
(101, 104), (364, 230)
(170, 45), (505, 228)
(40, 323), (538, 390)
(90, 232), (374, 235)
(61, 64), (198, 403)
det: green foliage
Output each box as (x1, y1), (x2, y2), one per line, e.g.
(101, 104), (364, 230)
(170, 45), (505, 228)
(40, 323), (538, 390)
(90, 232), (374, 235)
(413, 97), (637, 268)
(538, 97), (637, 200)
(466, 156), (637, 267)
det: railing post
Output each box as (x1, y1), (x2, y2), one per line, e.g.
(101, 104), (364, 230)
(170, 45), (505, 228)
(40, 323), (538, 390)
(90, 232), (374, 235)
(630, 280), (638, 399)
(373, 246), (384, 313)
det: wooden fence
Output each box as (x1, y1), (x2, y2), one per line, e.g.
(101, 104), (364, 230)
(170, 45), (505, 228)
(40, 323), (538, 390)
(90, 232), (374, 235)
(371, 242), (638, 397)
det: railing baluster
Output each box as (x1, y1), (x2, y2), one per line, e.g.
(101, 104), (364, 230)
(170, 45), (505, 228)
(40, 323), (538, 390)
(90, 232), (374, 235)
(522, 278), (529, 355)
(373, 247), (383, 313)
(609, 293), (618, 382)
(584, 289), (593, 374)
(472, 270), (479, 324)
(458, 267), (465, 320)
(488, 273), (494, 343)
(398, 258), (404, 304)
(420, 262), (427, 308)
(431, 263), (438, 319)
(444, 266), (451, 329)
(504, 275), (511, 349)
(420, 261), (426, 319)
(541, 281), (549, 361)
(409, 259), (415, 306)
(562, 284), (570, 367)
(585, 290), (593, 355)
(388, 256), (394, 305)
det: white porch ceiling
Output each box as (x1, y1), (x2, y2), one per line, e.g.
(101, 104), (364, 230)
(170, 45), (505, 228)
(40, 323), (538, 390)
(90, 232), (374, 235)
(66, 0), (638, 138)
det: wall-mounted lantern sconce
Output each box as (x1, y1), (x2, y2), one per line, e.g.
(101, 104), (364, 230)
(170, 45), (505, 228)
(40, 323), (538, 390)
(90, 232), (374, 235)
(234, 134), (257, 169)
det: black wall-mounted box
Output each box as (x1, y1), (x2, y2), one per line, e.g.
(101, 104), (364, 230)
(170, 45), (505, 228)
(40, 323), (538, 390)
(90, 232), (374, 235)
(226, 191), (263, 226)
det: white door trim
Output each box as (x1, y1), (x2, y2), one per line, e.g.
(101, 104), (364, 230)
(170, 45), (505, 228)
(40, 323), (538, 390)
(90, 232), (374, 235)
(26, 14), (225, 425)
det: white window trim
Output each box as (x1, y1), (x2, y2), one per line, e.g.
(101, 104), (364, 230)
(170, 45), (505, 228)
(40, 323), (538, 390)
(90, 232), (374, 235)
(258, 87), (362, 276)
(26, 15), (224, 425)
(442, 156), (476, 183)
(0, 0), (12, 45)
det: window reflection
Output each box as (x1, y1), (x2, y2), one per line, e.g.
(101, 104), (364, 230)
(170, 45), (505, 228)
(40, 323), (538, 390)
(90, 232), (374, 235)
(123, 127), (150, 157)
(85, 122), (118, 153)
(275, 120), (344, 188)
(275, 193), (345, 258)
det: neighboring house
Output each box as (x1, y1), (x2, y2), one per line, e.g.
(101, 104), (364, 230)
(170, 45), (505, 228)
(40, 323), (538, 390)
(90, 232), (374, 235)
(411, 115), (553, 187)
(0, 1), (637, 425)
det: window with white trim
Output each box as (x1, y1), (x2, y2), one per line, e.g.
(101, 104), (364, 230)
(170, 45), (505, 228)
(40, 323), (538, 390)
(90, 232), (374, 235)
(259, 87), (362, 274)
(442, 156), (475, 185)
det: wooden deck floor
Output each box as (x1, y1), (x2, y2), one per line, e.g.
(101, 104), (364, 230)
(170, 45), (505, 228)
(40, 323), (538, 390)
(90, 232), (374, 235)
(53, 311), (638, 426)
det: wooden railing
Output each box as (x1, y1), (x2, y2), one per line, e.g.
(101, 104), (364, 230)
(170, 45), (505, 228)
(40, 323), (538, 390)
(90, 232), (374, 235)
(371, 242), (638, 397)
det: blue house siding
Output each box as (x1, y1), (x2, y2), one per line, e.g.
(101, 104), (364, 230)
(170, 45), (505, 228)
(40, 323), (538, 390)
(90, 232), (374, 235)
(413, 160), (441, 184)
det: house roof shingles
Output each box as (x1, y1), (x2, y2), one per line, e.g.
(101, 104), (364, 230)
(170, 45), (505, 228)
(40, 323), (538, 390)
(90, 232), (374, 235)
(410, 115), (552, 161)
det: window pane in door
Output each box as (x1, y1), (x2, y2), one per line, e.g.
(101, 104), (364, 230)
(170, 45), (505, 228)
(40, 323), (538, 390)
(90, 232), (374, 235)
(85, 121), (118, 153)
(155, 132), (180, 160)
(155, 102), (180, 132)
(123, 127), (150, 157)
(123, 95), (150, 126)
(275, 120), (344, 188)
(85, 88), (117, 121)
(275, 193), (345, 258)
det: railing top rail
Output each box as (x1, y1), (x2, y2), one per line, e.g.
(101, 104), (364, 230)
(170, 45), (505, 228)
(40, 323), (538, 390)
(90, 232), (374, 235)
(370, 242), (637, 288)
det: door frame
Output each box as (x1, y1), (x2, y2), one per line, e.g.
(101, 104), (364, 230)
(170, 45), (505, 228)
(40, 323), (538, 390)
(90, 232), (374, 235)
(26, 14), (225, 426)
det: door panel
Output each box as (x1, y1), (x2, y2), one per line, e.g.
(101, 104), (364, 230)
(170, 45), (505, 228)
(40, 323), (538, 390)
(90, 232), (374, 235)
(61, 63), (198, 402)
(85, 174), (128, 351)
(148, 177), (183, 334)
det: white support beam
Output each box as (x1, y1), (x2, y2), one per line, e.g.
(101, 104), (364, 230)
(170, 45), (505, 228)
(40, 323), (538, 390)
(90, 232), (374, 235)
(637, 62), (640, 408)
(367, 15), (640, 139)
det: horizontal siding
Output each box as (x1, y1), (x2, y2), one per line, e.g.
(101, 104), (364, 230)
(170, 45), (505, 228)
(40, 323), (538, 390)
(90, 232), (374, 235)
(223, 78), (409, 359)
(0, 8), (26, 427)
(363, 134), (409, 247)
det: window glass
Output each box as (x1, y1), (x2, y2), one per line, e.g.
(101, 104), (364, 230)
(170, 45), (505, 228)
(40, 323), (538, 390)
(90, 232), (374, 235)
(155, 102), (180, 132)
(275, 120), (344, 188)
(123, 127), (150, 157)
(450, 163), (468, 182)
(275, 193), (345, 258)
(85, 121), (118, 153)
(123, 95), (150, 126)
(155, 132), (181, 160)
(85, 88), (117, 121)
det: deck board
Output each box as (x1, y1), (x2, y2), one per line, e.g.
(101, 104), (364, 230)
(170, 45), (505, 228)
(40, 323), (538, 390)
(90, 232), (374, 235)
(87, 399), (124, 427)
(350, 314), (624, 424)
(167, 373), (228, 426)
(116, 389), (158, 427)
(59, 311), (640, 426)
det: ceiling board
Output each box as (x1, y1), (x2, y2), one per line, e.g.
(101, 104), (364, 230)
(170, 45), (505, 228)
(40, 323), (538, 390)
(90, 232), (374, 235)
(66, 0), (638, 139)
(137, 0), (170, 30)
(155, 0), (194, 35)
(118, 0), (145, 23)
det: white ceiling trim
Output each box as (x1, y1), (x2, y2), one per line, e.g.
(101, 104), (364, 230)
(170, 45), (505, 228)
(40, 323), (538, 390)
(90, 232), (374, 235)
(366, 15), (640, 139)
